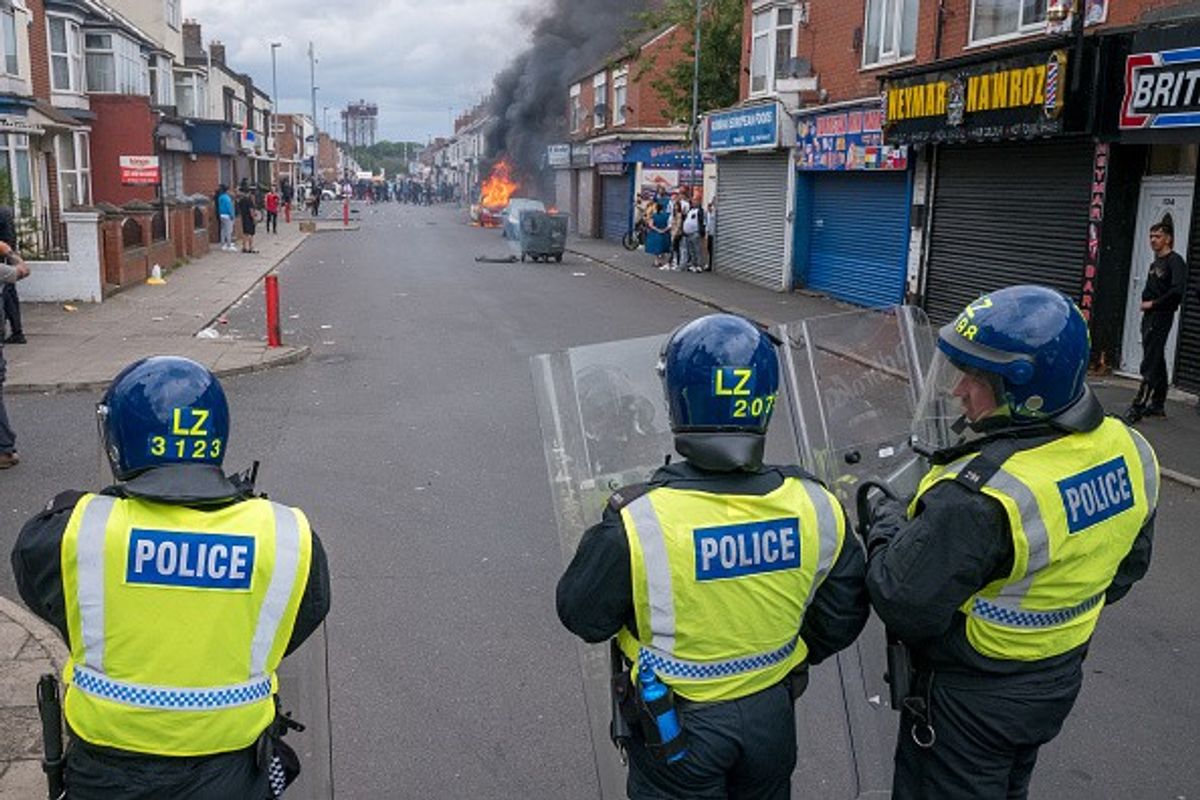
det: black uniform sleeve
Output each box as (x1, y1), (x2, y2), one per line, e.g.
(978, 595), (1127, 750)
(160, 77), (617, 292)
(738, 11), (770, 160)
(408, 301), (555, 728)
(801, 508), (869, 665)
(1153, 253), (1188, 311)
(865, 482), (1014, 642)
(284, 529), (331, 656)
(556, 506), (634, 644)
(1105, 513), (1154, 605)
(10, 491), (85, 642)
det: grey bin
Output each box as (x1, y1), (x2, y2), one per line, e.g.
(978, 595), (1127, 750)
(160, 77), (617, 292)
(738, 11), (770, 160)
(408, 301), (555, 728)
(518, 211), (568, 263)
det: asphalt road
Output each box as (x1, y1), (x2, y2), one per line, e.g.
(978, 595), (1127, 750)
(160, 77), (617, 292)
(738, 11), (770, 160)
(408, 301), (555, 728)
(0, 202), (1196, 799)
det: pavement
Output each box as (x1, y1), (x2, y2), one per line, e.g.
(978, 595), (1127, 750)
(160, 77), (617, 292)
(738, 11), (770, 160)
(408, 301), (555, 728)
(566, 236), (1200, 487)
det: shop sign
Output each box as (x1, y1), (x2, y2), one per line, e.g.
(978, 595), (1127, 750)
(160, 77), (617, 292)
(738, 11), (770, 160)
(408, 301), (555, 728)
(119, 155), (160, 186)
(547, 143), (571, 168)
(1080, 143), (1109, 323)
(1121, 44), (1200, 130)
(705, 104), (780, 151)
(796, 101), (908, 171)
(597, 162), (627, 176)
(590, 142), (626, 166)
(883, 49), (1068, 144)
(624, 141), (712, 169)
(570, 143), (591, 168)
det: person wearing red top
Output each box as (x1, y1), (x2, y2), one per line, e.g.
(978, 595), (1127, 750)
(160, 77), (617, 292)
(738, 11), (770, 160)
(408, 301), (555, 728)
(265, 187), (281, 234)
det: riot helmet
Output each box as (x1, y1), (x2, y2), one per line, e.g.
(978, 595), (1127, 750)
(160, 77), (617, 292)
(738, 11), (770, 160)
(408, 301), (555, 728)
(658, 314), (780, 471)
(912, 285), (1097, 458)
(98, 356), (231, 481)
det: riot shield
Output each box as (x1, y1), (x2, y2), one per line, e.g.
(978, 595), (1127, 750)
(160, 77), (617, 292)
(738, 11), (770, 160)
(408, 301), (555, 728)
(777, 304), (936, 798)
(533, 328), (893, 799)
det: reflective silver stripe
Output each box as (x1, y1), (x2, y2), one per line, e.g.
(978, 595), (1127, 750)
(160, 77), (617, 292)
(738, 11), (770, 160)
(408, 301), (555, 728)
(75, 496), (117, 670)
(984, 469), (1049, 606)
(250, 503), (303, 675)
(1128, 429), (1160, 516)
(799, 480), (841, 609)
(626, 495), (676, 654)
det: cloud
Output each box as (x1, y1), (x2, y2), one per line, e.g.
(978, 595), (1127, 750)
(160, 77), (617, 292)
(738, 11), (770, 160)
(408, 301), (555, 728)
(182, 0), (538, 141)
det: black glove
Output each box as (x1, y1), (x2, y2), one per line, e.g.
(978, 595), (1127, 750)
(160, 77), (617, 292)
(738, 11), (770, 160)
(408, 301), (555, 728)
(864, 495), (908, 556)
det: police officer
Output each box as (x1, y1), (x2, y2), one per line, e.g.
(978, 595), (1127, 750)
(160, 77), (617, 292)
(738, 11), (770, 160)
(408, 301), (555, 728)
(864, 286), (1157, 799)
(10, 356), (331, 799)
(557, 314), (869, 800)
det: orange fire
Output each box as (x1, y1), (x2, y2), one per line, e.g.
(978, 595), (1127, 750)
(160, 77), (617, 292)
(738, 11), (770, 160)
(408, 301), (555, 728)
(480, 160), (519, 210)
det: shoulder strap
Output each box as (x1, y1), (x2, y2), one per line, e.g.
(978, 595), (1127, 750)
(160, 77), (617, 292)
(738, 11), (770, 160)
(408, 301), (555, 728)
(607, 482), (656, 512)
(953, 433), (1063, 493)
(771, 464), (826, 487)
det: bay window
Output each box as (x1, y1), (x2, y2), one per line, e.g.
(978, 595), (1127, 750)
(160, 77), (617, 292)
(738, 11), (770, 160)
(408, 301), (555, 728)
(174, 71), (207, 118)
(1, 6), (17, 76)
(57, 131), (91, 210)
(0, 134), (32, 212)
(48, 15), (84, 93)
(85, 33), (148, 94)
(971, 0), (1048, 44)
(750, 4), (799, 96)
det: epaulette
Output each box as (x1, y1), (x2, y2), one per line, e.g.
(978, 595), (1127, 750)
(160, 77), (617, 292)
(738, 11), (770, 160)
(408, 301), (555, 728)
(42, 490), (87, 516)
(607, 482), (654, 512)
(773, 464), (825, 487)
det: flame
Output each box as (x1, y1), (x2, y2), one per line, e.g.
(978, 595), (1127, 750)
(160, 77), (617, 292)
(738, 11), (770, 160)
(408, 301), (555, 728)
(480, 160), (519, 210)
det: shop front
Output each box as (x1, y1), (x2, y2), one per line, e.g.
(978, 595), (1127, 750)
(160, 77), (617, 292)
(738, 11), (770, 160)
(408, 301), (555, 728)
(703, 101), (795, 290)
(591, 141), (631, 244)
(1114, 20), (1200, 390)
(793, 99), (912, 308)
(883, 42), (1103, 326)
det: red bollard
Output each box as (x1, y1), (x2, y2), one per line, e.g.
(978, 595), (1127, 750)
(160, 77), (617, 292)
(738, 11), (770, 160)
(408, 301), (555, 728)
(284, 202), (291, 224)
(342, 196), (350, 228)
(265, 274), (282, 348)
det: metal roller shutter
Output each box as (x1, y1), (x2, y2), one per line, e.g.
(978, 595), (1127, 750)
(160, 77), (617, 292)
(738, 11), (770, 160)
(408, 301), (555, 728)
(714, 153), (789, 289)
(1174, 198), (1200, 392)
(601, 175), (631, 243)
(808, 171), (911, 307)
(924, 141), (1093, 324)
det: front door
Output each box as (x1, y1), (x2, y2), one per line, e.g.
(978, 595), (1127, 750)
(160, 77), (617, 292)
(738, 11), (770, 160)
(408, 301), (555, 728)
(1119, 178), (1194, 375)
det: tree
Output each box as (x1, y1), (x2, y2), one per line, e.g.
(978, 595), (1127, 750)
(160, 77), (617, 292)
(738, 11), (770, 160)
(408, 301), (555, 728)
(633, 0), (744, 129)
(354, 141), (425, 177)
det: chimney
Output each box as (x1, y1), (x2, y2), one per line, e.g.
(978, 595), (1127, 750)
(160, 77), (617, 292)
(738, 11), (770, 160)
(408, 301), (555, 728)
(182, 19), (202, 58)
(210, 40), (225, 67)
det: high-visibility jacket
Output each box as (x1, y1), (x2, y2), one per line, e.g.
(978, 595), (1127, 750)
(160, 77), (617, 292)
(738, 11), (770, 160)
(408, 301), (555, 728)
(616, 473), (846, 702)
(60, 494), (312, 756)
(911, 418), (1158, 661)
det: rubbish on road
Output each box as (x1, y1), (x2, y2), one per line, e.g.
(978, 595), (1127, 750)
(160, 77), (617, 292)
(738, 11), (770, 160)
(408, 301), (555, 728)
(151, 316), (165, 322)
(196, 328), (220, 339)
(217, 316), (229, 325)
(146, 264), (166, 285)
(572, 272), (586, 277)
(475, 255), (518, 264)
(289, 314), (301, 320)
(320, 324), (333, 330)
(62, 304), (78, 312)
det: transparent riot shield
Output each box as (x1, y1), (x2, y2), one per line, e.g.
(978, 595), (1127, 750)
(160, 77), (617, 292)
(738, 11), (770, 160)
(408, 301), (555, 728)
(778, 304), (936, 798)
(533, 328), (893, 799)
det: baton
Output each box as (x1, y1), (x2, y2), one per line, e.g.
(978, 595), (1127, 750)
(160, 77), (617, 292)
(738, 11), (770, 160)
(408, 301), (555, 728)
(609, 640), (632, 759)
(36, 674), (66, 800)
(855, 482), (913, 711)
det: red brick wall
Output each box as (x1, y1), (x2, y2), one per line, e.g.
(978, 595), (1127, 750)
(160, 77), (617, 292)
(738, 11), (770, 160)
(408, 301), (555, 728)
(27, 0), (50, 100)
(183, 155), (222, 198)
(625, 26), (694, 128)
(89, 95), (157, 205)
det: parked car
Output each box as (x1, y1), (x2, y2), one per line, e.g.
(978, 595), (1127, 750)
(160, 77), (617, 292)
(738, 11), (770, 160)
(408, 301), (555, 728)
(501, 198), (546, 239)
(321, 187), (339, 201)
(479, 204), (504, 228)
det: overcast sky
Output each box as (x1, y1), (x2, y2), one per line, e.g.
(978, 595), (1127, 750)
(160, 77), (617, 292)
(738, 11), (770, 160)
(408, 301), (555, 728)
(183, 0), (537, 143)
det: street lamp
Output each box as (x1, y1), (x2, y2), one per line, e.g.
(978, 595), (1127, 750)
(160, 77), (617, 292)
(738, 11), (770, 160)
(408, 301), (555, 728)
(689, 0), (704, 202)
(270, 42), (280, 184)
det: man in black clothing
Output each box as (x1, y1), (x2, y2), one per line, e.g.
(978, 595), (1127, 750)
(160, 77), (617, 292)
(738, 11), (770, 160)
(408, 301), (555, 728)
(558, 314), (868, 800)
(1130, 219), (1188, 418)
(0, 205), (24, 343)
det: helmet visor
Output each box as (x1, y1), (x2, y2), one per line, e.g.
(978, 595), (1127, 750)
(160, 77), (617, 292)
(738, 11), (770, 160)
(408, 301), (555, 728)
(96, 401), (115, 484)
(911, 350), (1009, 456)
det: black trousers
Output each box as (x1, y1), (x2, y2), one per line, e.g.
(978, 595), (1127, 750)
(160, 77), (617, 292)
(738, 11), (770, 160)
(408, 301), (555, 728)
(892, 668), (1082, 800)
(266, 211), (278, 233)
(1139, 319), (1172, 408)
(3, 282), (20, 336)
(626, 683), (796, 800)
(64, 740), (269, 800)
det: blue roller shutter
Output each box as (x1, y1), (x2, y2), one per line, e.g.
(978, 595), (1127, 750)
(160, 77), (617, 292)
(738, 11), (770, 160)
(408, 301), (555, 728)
(601, 174), (631, 243)
(806, 171), (911, 308)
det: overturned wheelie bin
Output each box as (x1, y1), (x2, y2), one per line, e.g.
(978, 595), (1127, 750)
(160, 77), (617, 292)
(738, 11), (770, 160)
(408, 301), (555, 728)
(519, 210), (568, 263)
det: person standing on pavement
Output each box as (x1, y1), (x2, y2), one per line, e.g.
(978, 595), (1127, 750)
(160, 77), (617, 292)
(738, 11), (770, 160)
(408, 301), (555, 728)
(238, 189), (258, 253)
(0, 204), (24, 343)
(280, 177), (293, 220)
(216, 185), (235, 252)
(10, 356), (331, 799)
(668, 194), (689, 270)
(864, 286), (1158, 800)
(646, 202), (672, 269)
(264, 186), (280, 234)
(1128, 218), (1188, 419)
(682, 200), (705, 272)
(0, 240), (29, 469)
(558, 314), (869, 800)
(705, 197), (716, 272)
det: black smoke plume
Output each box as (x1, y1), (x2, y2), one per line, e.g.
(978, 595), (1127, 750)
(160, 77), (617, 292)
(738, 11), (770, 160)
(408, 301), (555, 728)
(485, 0), (653, 194)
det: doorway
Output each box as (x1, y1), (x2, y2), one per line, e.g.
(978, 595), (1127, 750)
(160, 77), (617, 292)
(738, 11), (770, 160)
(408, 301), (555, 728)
(1119, 177), (1194, 375)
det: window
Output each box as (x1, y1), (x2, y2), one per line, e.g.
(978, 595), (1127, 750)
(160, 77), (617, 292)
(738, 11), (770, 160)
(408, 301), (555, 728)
(165, 0), (181, 30)
(613, 67), (628, 125)
(864, 0), (918, 66)
(0, 134), (32, 212)
(48, 16), (84, 93)
(85, 33), (148, 94)
(147, 55), (174, 106)
(570, 83), (582, 133)
(971, 0), (1048, 44)
(56, 131), (91, 209)
(750, 4), (799, 96)
(1, 7), (17, 76)
(593, 73), (607, 128)
(173, 71), (207, 117)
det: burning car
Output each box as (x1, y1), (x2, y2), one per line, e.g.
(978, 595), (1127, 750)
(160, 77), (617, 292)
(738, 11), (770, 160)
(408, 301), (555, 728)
(476, 160), (518, 228)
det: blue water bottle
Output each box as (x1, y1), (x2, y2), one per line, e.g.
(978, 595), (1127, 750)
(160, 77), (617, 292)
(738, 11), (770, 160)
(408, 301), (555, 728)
(638, 663), (687, 763)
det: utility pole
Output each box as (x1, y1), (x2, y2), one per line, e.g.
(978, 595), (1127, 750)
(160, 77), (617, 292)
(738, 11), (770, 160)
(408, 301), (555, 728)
(689, 0), (704, 201)
(270, 42), (280, 185)
(309, 42), (318, 179)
